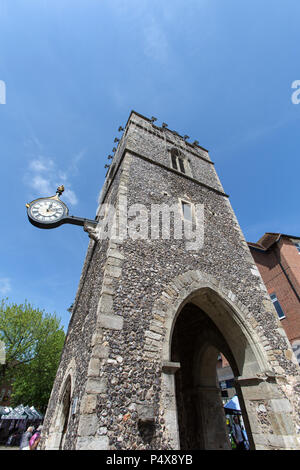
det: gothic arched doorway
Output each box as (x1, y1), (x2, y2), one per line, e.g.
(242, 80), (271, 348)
(171, 301), (253, 450)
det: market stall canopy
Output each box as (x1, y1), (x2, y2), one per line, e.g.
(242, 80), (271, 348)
(224, 395), (241, 414)
(0, 406), (12, 417)
(1, 404), (43, 420)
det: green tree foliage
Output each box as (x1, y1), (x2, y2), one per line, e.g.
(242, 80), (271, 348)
(0, 299), (65, 412)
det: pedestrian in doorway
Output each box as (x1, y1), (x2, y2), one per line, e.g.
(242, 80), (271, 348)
(29, 425), (43, 450)
(19, 426), (34, 450)
(231, 416), (245, 450)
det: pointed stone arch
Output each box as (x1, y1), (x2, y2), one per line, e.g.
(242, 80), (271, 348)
(42, 358), (76, 449)
(148, 270), (270, 370)
(147, 269), (300, 449)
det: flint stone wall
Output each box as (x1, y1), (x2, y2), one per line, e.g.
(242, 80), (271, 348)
(41, 112), (300, 450)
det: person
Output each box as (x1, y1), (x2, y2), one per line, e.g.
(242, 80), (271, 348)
(6, 431), (20, 447)
(6, 433), (15, 446)
(19, 426), (34, 450)
(231, 416), (245, 450)
(29, 425), (43, 450)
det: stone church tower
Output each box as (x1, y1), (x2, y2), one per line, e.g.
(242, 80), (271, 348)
(41, 111), (300, 450)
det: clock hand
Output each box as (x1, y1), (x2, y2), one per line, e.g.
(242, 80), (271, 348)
(47, 202), (54, 212)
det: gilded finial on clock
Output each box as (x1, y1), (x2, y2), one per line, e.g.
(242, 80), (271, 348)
(56, 185), (65, 196)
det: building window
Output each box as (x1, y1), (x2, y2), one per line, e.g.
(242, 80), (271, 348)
(171, 153), (178, 170)
(170, 148), (186, 174)
(178, 157), (185, 173)
(270, 293), (285, 319)
(179, 199), (196, 227)
(294, 242), (300, 253)
(181, 200), (193, 222)
(292, 341), (300, 366)
(107, 163), (116, 180)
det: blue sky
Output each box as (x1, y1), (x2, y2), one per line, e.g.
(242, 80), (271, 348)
(0, 0), (299, 330)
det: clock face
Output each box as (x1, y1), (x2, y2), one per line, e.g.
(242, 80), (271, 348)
(28, 198), (68, 226)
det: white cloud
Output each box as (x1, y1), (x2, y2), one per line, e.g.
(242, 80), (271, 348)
(64, 188), (78, 206)
(0, 278), (11, 295)
(25, 153), (83, 207)
(29, 158), (55, 173)
(31, 174), (53, 195)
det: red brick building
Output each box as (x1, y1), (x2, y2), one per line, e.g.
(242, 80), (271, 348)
(248, 233), (300, 365)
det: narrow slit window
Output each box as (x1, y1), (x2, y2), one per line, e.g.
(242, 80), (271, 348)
(181, 201), (193, 222)
(270, 293), (285, 319)
(170, 148), (189, 175)
(171, 154), (178, 170)
(178, 158), (185, 174)
(294, 242), (300, 253)
(108, 164), (116, 180)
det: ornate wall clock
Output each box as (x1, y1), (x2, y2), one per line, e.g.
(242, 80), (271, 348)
(26, 185), (97, 230)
